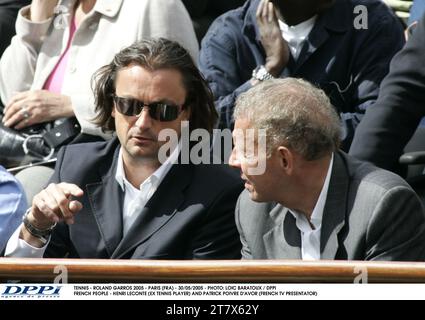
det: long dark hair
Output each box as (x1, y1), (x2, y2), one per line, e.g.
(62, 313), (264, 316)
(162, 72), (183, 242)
(92, 38), (217, 133)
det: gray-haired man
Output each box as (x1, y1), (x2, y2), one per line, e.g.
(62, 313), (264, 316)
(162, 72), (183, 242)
(229, 78), (425, 261)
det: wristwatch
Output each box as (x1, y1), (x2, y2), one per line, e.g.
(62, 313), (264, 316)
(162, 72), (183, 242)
(252, 65), (274, 81)
(22, 208), (56, 245)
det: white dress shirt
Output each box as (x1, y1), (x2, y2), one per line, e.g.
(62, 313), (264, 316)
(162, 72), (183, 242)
(288, 153), (334, 260)
(5, 144), (180, 257)
(115, 145), (179, 236)
(279, 15), (317, 60)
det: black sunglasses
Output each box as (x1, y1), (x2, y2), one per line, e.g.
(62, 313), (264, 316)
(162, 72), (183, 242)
(113, 95), (184, 121)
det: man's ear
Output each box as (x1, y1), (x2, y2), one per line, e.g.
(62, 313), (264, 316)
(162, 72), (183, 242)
(277, 146), (293, 173)
(111, 106), (116, 118)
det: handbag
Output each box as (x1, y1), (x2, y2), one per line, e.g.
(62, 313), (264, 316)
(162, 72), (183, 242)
(0, 114), (81, 169)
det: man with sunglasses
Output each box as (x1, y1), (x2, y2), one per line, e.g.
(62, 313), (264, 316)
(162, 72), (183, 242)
(4, 39), (243, 260)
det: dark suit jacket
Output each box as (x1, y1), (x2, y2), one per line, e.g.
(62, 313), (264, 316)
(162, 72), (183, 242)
(350, 14), (425, 172)
(44, 138), (243, 259)
(236, 152), (425, 261)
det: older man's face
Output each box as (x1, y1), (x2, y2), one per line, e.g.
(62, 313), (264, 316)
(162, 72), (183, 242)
(229, 118), (281, 202)
(112, 64), (190, 165)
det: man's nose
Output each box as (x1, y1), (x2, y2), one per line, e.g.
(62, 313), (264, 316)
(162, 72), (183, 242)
(228, 148), (241, 168)
(135, 107), (152, 128)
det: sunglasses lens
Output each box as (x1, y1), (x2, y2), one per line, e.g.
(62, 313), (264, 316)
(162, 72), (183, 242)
(150, 103), (180, 121)
(114, 97), (139, 116)
(114, 96), (181, 121)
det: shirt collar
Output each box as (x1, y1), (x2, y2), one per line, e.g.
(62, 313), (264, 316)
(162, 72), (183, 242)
(289, 153), (334, 231)
(309, 152), (334, 229)
(278, 15), (318, 37)
(115, 142), (180, 192)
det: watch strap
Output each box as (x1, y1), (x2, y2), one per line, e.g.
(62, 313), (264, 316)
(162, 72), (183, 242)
(22, 208), (56, 244)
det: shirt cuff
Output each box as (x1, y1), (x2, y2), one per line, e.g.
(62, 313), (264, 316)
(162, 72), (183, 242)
(4, 223), (48, 258)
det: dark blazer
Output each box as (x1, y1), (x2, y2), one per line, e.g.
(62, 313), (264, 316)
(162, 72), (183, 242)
(199, 0), (404, 150)
(44, 138), (243, 259)
(236, 152), (425, 261)
(350, 14), (425, 172)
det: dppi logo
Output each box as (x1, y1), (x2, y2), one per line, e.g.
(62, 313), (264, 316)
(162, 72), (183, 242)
(2, 285), (61, 297)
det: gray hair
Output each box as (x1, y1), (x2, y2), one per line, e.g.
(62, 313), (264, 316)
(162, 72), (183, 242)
(234, 78), (341, 160)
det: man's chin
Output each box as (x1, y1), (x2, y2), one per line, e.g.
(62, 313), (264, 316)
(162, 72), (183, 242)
(126, 145), (157, 161)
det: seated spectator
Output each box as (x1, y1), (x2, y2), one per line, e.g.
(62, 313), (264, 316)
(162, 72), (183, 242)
(4, 39), (243, 259)
(0, 165), (27, 251)
(229, 78), (425, 261)
(0, 0), (198, 145)
(0, 0), (30, 59)
(200, 0), (404, 150)
(350, 14), (425, 173)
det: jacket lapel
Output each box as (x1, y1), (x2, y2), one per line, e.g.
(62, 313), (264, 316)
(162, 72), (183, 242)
(294, 19), (330, 72)
(320, 152), (349, 259)
(111, 164), (192, 259)
(86, 145), (123, 257)
(264, 205), (302, 259)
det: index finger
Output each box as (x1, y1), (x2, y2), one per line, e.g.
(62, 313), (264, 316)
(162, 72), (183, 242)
(58, 183), (84, 198)
(267, 1), (276, 23)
